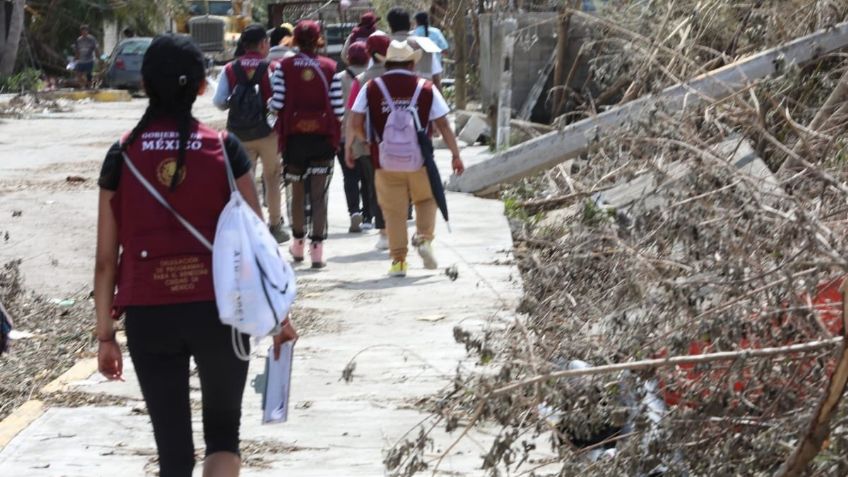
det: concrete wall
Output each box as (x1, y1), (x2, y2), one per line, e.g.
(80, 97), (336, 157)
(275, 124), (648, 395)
(479, 13), (593, 123)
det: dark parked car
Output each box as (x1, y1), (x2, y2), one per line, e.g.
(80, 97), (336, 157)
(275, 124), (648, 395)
(102, 38), (152, 91)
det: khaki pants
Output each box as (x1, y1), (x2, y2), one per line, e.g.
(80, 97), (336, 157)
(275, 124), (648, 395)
(375, 168), (437, 262)
(241, 133), (282, 226)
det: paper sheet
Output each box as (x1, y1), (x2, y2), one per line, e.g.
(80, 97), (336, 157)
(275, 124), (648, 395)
(414, 36), (443, 53)
(262, 342), (294, 424)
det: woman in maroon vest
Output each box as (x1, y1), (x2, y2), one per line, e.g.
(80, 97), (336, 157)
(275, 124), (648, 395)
(93, 35), (297, 477)
(270, 20), (344, 268)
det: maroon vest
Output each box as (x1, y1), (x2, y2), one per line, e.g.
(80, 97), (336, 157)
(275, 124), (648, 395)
(278, 53), (340, 151)
(365, 72), (434, 168)
(224, 52), (275, 103)
(111, 119), (230, 310)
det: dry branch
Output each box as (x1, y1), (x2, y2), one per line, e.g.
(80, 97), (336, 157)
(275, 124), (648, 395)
(489, 338), (844, 398)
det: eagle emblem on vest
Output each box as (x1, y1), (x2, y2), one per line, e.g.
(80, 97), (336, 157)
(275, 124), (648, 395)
(301, 68), (315, 82)
(157, 158), (187, 187)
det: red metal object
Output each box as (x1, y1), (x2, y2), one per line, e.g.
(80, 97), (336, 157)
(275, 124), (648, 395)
(115, 58), (126, 70)
(660, 277), (845, 407)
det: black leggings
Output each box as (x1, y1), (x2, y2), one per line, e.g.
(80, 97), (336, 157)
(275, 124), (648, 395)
(125, 301), (249, 477)
(285, 134), (335, 241)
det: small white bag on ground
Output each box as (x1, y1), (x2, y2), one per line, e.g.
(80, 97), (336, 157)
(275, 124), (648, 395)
(213, 134), (297, 354)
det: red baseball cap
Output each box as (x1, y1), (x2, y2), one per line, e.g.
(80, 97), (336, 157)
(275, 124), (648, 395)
(365, 34), (391, 59)
(347, 41), (369, 66)
(294, 20), (321, 44)
(359, 12), (380, 28)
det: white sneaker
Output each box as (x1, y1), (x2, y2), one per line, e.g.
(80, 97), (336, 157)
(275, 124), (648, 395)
(416, 240), (438, 270)
(375, 233), (389, 251)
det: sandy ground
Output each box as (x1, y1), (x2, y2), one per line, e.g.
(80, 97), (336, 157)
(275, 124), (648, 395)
(0, 95), (528, 475)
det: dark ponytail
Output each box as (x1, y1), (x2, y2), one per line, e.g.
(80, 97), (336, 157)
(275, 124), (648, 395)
(415, 11), (430, 37)
(121, 35), (206, 191)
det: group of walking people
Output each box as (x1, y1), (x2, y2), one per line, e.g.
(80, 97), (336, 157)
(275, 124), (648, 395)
(91, 7), (463, 477)
(213, 8), (464, 276)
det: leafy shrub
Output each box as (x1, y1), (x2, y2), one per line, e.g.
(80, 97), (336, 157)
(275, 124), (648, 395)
(0, 69), (43, 94)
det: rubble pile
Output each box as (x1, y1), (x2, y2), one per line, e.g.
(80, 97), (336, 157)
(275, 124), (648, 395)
(389, 2), (848, 475)
(0, 94), (72, 119)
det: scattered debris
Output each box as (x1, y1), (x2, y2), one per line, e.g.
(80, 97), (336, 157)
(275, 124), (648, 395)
(0, 94), (72, 119)
(0, 260), (97, 421)
(415, 314), (447, 323)
(392, 3), (848, 476)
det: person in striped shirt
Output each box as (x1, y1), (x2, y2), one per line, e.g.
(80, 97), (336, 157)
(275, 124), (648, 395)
(268, 21), (343, 268)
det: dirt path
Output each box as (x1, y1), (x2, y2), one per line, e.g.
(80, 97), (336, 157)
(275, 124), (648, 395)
(0, 96), (522, 476)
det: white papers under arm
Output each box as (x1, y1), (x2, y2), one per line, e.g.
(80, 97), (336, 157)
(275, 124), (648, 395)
(413, 36), (443, 53)
(261, 342), (294, 424)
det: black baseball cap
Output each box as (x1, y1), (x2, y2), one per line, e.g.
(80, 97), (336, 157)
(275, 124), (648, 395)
(240, 24), (268, 45)
(141, 35), (205, 107)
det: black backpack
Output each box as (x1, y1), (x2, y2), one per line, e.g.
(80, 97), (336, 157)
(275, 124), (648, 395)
(226, 61), (273, 142)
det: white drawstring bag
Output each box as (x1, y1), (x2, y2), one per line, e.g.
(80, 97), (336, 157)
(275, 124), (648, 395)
(123, 132), (296, 361)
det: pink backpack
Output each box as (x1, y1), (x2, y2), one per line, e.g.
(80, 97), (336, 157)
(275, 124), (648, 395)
(374, 77), (426, 172)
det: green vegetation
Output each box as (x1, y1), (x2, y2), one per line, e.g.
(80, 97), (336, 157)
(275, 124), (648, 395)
(0, 69), (43, 93)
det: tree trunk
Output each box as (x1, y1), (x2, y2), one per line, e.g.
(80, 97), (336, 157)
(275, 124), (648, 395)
(1, 1), (7, 51)
(0, 0), (26, 76)
(453, 0), (468, 110)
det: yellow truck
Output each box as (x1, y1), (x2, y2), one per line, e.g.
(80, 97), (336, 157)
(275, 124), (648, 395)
(176, 1), (253, 63)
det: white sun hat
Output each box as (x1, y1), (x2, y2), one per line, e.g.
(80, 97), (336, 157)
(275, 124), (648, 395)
(375, 40), (423, 64)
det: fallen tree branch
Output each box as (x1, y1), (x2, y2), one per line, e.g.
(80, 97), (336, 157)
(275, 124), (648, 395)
(775, 283), (848, 477)
(518, 190), (602, 214)
(490, 337), (844, 397)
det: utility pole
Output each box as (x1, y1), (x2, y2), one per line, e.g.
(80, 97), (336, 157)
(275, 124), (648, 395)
(495, 17), (517, 150)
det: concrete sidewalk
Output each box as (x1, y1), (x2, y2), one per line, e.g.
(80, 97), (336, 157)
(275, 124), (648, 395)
(0, 106), (521, 476)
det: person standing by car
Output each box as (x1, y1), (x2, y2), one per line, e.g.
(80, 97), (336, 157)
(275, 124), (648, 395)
(348, 40), (464, 277)
(270, 20), (344, 268)
(74, 25), (101, 89)
(94, 34), (297, 477)
(336, 41), (370, 233)
(213, 24), (289, 243)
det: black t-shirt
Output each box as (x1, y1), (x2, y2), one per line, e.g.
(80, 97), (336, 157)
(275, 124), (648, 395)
(98, 134), (254, 191)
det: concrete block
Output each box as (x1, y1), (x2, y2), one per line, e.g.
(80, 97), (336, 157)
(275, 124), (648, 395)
(455, 111), (473, 131)
(459, 115), (491, 146)
(593, 138), (783, 217)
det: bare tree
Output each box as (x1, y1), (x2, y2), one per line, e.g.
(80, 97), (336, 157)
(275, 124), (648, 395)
(0, 0), (26, 76)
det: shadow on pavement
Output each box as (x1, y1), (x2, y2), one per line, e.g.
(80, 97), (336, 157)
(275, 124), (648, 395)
(336, 275), (434, 290)
(327, 249), (387, 264)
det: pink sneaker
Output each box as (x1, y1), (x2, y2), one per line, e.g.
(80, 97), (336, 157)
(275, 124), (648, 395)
(310, 242), (326, 269)
(289, 239), (305, 262)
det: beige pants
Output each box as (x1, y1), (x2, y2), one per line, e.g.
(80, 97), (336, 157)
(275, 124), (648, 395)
(376, 168), (437, 262)
(241, 133), (282, 226)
